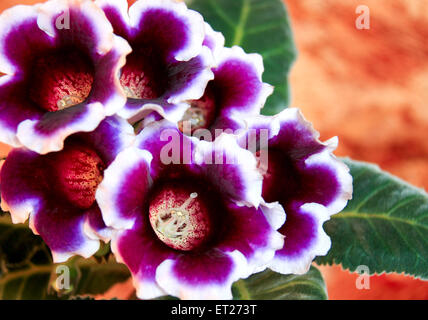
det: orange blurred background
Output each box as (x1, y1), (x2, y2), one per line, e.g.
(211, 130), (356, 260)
(0, 0), (427, 299)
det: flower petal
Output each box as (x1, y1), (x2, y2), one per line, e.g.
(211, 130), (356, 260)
(0, 148), (44, 224)
(117, 99), (190, 126)
(135, 120), (197, 179)
(0, 147), (100, 262)
(217, 202), (284, 276)
(89, 35), (131, 116)
(156, 250), (247, 300)
(84, 205), (111, 242)
(268, 203), (331, 275)
(0, 75), (42, 147)
(165, 46), (214, 105)
(260, 200), (287, 231)
(37, 0), (114, 58)
(194, 133), (263, 207)
(95, 0), (130, 39)
(212, 46), (273, 117)
(96, 147), (153, 230)
(31, 202), (100, 263)
(111, 216), (173, 299)
(0, 4), (53, 75)
(203, 23), (225, 63)
(17, 102), (105, 154)
(77, 115), (136, 166)
(128, 0), (205, 62)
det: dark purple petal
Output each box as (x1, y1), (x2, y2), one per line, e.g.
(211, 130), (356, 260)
(217, 202), (283, 274)
(128, 0), (204, 62)
(0, 76), (42, 146)
(156, 250), (246, 300)
(112, 215), (175, 299)
(17, 102), (105, 154)
(95, 0), (130, 39)
(33, 201), (99, 262)
(194, 134), (263, 207)
(269, 202), (331, 274)
(135, 120), (196, 179)
(0, 148), (45, 223)
(73, 115), (135, 166)
(239, 108), (352, 274)
(242, 109), (352, 214)
(0, 5), (54, 75)
(96, 147), (152, 229)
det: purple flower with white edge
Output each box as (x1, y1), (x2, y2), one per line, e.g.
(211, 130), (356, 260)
(177, 46), (273, 137)
(96, 120), (285, 299)
(239, 108), (353, 274)
(95, 0), (214, 124)
(0, 0), (131, 154)
(0, 116), (135, 262)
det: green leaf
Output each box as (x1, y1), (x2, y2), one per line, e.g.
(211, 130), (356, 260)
(316, 159), (428, 279)
(0, 213), (130, 299)
(232, 266), (327, 300)
(187, 0), (297, 115)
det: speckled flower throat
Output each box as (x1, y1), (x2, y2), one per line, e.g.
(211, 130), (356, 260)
(52, 143), (105, 210)
(29, 49), (95, 112)
(148, 183), (212, 251)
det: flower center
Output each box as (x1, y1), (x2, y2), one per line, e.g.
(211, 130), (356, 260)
(178, 86), (217, 133)
(149, 184), (212, 251)
(120, 47), (167, 100)
(52, 143), (105, 210)
(29, 49), (94, 112)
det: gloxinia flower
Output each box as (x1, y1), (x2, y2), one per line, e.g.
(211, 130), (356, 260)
(178, 46), (273, 137)
(96, 0), (214, 124)
(0, 0), (131, 154)
(0, 116), (135, 262)
(96, 121), (285, 299)
(239, 108), (353, 274)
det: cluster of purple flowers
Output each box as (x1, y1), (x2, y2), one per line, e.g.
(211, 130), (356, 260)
(0, 0), (352, 299)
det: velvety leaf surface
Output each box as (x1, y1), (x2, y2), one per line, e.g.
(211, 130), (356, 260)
(188, 0), (297, 115)
(316, 159), (428, 279)
(232, 266), (327, 300)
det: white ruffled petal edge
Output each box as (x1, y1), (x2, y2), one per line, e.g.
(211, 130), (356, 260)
(260, 200), (287, 230)
(109, 229), (167, 299)
(95, 0), (131, 27)
(156, 250), (247, 300)
(101, 35), (132, 116)
(194, 132), (264, 208)
(1, 194), (100, 264)
(268, 203), (331, 275)
(203, 22), (225, 65)
(167, 46), (215, 105)
(96, 147), (153, 230)
(243, 108), (353, 216)
(217, 46), (273, 114)
(0, 4), (41, 75)
(305, 146), (353, 216)
(129, 0), (205, 62)
(37, 0), (114, 55)
(16, 102), (106, 155)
